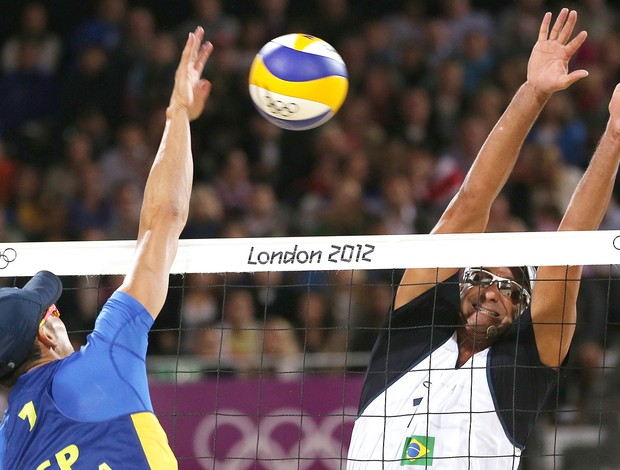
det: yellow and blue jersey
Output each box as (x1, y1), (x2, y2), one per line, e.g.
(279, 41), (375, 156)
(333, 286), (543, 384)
(0, 291), (177, 469)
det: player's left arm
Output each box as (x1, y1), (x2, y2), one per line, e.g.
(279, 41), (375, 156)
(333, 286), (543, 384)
(118, 28), (213, 319)
(532, 84), (620, 368)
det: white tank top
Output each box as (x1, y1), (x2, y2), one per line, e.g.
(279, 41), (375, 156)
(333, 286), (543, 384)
(347, 332), (521, 469)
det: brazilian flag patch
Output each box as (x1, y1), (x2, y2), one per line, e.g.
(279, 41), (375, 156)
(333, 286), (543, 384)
(401, 435), (435, 466)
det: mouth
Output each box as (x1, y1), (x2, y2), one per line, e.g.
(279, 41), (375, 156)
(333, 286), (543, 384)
(477, 307), (499, 318)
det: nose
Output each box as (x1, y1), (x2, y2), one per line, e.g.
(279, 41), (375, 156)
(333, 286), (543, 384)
(478, 282), (503, 302)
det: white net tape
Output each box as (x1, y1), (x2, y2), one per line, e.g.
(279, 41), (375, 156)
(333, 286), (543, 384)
(0, 230), (618, 276)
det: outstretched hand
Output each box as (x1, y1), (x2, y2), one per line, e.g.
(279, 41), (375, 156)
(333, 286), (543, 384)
(169, 27), (213, 121)
(527, 8), (588, 95)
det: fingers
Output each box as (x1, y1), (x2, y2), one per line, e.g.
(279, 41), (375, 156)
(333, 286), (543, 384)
(194, 41), (213, 73)
(557, 9), (578, 44)
(542, 8), (580, 45)
(548, 8), (568, 41)
(565, 30), (588, 57)
(538, 12), (551, 42)
(563, 69), (589, 88)
(180, 27), (211, 71)
(179, 29), (196, 70)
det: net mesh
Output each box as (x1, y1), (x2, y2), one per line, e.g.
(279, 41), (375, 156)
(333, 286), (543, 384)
(1, 232), (620, 470)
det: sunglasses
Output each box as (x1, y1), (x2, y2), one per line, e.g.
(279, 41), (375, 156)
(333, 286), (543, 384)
(39, 304), (61, 328)
(462, 269), (531, 306)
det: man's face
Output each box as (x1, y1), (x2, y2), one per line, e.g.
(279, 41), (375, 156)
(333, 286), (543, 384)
(459, 267), (523, 334)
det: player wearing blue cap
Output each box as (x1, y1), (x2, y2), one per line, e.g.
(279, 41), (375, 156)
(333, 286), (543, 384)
(349, 9), (620, 468)
(0, 27), (213, 469)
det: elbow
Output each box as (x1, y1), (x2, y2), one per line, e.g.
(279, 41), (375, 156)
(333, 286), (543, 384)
(140, 203), (188, 234)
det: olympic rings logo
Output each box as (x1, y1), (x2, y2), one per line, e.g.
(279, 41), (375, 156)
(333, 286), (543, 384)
(192, 405), (357, 470)
(263, 94), (300, 117)
(0, 248), (16, 269)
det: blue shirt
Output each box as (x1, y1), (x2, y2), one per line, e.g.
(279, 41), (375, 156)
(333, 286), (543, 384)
(0, 291), (177, 469)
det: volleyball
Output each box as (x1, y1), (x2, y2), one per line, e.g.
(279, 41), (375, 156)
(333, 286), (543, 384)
(248, 33), (349, 131)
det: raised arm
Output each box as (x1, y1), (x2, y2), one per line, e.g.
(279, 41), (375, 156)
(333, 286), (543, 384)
(395, 9), (588, 309)
(532, 84), (620, 368)
(118, 28), (213, 318)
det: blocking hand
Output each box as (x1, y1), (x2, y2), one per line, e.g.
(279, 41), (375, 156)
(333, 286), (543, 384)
(526, 9), (588, 95)
(169, 27), (214, 121)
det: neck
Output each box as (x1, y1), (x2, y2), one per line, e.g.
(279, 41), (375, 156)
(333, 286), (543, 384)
(457, 326), (496, 358)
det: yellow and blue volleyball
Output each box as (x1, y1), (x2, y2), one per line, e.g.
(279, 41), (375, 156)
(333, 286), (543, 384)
(248, 33), (348, 131)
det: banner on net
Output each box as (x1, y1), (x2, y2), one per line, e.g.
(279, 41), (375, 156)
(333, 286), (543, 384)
(1, 230), (620, 276)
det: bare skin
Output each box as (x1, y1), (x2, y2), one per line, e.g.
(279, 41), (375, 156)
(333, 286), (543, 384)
(29, 28), (214, 375)
(394, 9), (609, 368)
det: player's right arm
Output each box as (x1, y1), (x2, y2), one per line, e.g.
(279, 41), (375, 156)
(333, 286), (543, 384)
(118, 28), (213, 319)
(395, 9), (588, 309)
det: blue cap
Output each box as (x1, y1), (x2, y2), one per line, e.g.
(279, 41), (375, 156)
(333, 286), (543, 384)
(0, 271), (62, 378)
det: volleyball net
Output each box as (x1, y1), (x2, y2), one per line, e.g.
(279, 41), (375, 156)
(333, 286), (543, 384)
(2, 231), (620, 470)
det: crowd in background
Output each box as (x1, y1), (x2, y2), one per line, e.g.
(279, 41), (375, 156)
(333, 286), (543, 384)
(2, 0), (620, 426)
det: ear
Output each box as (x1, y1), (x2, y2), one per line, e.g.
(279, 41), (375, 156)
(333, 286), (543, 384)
(36, 326), (58, 350)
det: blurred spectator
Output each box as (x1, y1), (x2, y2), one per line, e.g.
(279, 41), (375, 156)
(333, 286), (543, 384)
(2, 2), (62, 74)
(429, 58), (466, 144)
(217, 288), (262, 372)
(384, 0), (427, 53)
(261, 316), (302, 379)
(315, 177), (373, 236)
(441, 0), (495, 49)
(374, 173), (417, 235)
(243, 182), (290, 237)
(174, 0), (240, 49)
(7, 165), (45, 240)
(255, 0), (290, 40)
(0, 37), (59, 141)
(100, 120), (151, 192)
(396, 85), (440, 149)
(240, 115), (285, 185)
(180, 272), (222, 354)
(496, 0), (546, 56)
(58, 44), (124, 130)
(121, 6), (157, 64)
(0, 206), (25, 243)
(486, 192), (527, 233)
(469, 85), (507, 130)
(182, 183), (224, 239)
(107, 180), (141, 240)
(348, 281), (394, 353)
(214, 147), (253, 216)
(250, 271), (298, 325)
(529, 93), (589, 169)
(424, 18), (456, 71)
(295, 289), (336, 354)
(0, 142), (18, 206)
(308, 0), (359, 45)
(66, 161), (112, 239)
(70, 0), (127, 58)
(459, 27), (496, 96)
(125, 32), (178, 121)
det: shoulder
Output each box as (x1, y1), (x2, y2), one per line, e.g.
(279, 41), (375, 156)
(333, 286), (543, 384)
(96, 291), (154, 330)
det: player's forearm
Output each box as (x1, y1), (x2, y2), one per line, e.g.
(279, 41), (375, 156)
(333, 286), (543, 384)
(139, 106), (193, 238)
(439, 83), (549, 233)
(464, 83), (548, 201)
(559, 129), (620, 231)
